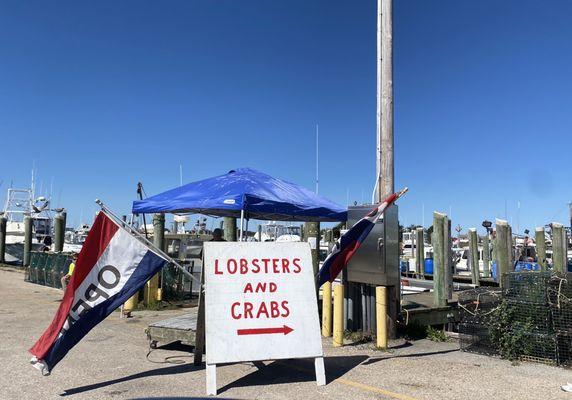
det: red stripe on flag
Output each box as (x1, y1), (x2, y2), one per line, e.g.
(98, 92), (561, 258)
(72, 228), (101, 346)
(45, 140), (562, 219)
(328, 240), (363, 282)
(29, 212), (119, 359)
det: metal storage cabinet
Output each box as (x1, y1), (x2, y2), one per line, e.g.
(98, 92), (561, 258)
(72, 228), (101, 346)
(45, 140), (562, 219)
(345, 205), (399, 287)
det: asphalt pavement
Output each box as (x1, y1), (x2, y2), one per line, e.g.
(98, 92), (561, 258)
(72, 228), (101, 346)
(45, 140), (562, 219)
(1, 267), (571, 400)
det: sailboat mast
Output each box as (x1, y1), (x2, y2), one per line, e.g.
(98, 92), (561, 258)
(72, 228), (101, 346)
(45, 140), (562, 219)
(315, 124), (319, 195)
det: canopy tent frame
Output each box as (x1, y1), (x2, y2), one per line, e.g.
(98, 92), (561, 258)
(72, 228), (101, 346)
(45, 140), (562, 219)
(132, 168), (347, 224)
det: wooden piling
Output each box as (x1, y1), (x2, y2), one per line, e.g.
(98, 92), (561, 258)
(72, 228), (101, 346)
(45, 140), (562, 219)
(376, 286), (388, 349)
(321, 281), (332, 337)
(468, 229), (480, 286)
(333, 284), (344, 347)
(146, 213), (164, 305)
(223, 217), (237, 242)
(0, 217), (6, 264)
(432, 212), (447, 307)
(552, 223), (566, 274)
(306, 222), (321, 277)
(482, 233), (491, 278)
(535, 227), (547, 271)
(23, 216), (32, 267)
(444, 216), (453, 299)
(257, 225), (262, 242)
(415, 227), (425, 275)
(507, 225), (514, 270)
(54, 213), (65, 252)
(495, 219), (509, 287)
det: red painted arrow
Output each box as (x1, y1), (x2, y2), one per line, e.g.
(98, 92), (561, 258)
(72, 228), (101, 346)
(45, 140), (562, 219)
(237, 325), (294, 336)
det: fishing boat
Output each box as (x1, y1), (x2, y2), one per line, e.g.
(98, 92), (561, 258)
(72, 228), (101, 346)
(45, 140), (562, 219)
(1, 187), (52, 264)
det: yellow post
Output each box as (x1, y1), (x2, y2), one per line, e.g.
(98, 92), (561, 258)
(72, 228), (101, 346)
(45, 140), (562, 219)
(321, 281), (332, 337)
(333, 284), (344, 347)
(123, 293), (138, 314)
(376, 286), (388, 349)
(145, 275), (159, 305)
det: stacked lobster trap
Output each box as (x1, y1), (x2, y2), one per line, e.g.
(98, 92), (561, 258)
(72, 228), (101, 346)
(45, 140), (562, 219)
(25, 251), (75, 289)
(459, 272), (572, 367)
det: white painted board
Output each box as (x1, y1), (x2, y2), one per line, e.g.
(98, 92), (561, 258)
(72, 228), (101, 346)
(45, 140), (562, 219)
(204, 242), (323, 365)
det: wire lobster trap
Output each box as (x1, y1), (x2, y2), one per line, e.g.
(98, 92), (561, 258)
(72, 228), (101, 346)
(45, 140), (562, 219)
(459, 273), (572, 367)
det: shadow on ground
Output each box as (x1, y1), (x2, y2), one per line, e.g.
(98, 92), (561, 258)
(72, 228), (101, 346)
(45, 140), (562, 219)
(60, 341), (201, 397)
(362, 347), (459, 366)
(217, 355), (368, 394)
(130, 398), (236, 400)
(60, 345), (453, 396)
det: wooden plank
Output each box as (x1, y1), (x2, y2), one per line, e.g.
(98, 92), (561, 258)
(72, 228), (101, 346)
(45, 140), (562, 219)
(146, 309), (199, 346)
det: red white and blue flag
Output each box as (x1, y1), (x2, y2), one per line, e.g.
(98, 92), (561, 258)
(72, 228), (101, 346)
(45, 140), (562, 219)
(29, 211), (167, 374)
(317, 188), (408, 287)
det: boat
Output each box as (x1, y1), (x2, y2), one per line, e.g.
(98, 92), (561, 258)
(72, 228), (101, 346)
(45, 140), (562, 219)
(63, 223), (90, 253)
(256, 222), (302, 242)
(1, 187), (52, 264)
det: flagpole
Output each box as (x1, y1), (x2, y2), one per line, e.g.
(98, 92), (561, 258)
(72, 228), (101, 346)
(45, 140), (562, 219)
(95, 199), (201, 285)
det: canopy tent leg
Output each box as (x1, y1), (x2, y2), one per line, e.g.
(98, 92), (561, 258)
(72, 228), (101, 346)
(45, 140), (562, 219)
(239, 209), (245, 241)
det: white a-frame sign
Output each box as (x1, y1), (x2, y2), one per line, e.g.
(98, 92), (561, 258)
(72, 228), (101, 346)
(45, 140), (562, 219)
(203, 242), (325, 395)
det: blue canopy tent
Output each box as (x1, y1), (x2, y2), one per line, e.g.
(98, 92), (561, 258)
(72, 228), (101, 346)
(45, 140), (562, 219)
(132, 168), (347, 235)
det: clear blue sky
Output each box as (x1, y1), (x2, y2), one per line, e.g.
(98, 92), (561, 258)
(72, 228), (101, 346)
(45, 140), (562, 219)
(1, 0), (571, 233)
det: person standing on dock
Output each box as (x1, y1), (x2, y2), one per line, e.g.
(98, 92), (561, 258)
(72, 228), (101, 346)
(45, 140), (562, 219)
(60, 253), (77, 291)
(210, 228), (226, 242)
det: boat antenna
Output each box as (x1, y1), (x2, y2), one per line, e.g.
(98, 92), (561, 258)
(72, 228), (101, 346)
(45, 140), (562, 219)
(31, 164), (35, 200)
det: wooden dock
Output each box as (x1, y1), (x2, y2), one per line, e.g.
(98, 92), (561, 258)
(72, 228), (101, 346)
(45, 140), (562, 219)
(401, 291), (460, 326)
(146, 308), (198, 348)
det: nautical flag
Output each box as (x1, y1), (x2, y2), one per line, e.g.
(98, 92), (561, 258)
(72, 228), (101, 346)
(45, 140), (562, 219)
(317, 188), (408, 287)
(29, 211), (167, 374)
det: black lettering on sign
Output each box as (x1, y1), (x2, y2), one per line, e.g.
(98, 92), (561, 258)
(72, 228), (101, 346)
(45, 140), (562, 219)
(98, 265), (120, 289)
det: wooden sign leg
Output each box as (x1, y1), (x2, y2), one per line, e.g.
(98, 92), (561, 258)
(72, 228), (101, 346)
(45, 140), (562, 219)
(314, 356), (326, 386)
(206, 363), (217, 395)
(193, 267), (206, 366)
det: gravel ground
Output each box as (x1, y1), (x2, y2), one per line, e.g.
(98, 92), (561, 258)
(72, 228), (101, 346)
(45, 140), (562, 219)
(1, 267), (571, 400)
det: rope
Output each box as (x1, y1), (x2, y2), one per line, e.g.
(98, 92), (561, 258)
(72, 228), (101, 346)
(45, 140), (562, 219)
(145, 341), (193, 365)
(458, 288), (502, 317)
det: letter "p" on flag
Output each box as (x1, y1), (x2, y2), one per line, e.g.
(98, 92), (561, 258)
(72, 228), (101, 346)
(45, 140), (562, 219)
(29, 211), (167, 375)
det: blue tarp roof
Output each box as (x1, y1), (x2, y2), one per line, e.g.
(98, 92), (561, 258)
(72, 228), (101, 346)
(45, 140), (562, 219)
(132, 167), (347, 222)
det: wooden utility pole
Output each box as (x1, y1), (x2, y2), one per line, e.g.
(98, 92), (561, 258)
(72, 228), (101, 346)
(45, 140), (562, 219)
(376, 0), (394, 201)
